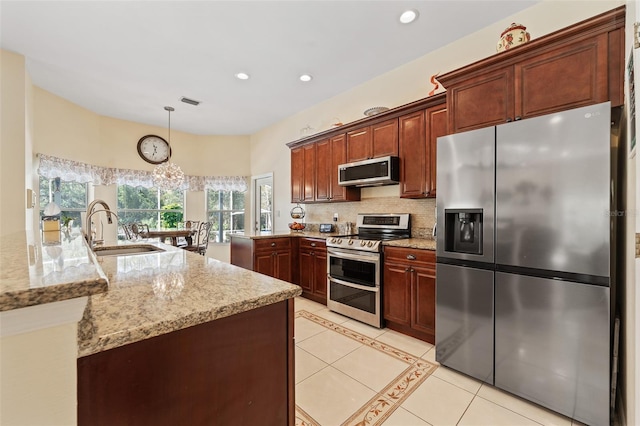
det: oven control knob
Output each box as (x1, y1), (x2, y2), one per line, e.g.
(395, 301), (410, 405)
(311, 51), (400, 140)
(348, 239), (353, 245)
(367, 241), (373, 247)
(330, 238), (336, 243)
(337, 239), (342, 244)
(360, 241), (366, 246)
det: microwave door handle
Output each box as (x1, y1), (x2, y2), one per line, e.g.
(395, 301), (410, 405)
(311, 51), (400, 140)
(328, 276), (380, 292)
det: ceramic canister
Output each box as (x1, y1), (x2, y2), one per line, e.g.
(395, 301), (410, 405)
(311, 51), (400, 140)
(496, 23), (530, 52)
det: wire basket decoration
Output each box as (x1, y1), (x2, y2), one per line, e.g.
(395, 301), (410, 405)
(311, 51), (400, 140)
(289, 204), (306, 231)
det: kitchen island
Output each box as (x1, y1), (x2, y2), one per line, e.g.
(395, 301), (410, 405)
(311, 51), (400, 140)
(0, 230), (301, 425)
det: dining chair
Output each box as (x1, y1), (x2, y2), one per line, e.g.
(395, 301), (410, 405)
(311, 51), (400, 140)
(177, 220), (201, 246)
(181, 222), (212, 256)
(130, 223), (149, 240)
(121, 223), (134, 240)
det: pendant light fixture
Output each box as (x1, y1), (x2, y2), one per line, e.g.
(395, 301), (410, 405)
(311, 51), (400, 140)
(153, 106), (184, 190)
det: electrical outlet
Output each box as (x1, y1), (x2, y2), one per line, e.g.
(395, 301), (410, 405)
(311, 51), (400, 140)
(333, 213), (338, 222)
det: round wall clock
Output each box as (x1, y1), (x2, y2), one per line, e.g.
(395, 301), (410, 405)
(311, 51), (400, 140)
(137, 135), (171, 164)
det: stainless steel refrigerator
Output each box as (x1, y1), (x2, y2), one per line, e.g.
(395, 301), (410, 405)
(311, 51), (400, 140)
(435, 102), (612, 426)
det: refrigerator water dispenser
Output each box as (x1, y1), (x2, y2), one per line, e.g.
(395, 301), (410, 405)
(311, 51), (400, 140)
(444, 209), (483, 254)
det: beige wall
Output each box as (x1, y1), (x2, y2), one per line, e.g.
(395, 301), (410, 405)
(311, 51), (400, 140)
(31, 87), (251, 245)
(0, 323), (79, 425)
(0, 50), (27, 236)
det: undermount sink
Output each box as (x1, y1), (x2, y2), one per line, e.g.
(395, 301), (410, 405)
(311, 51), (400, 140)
(93, 245), (166, 257)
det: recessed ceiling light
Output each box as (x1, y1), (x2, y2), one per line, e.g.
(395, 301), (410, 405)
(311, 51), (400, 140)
(235, 72), (250, 80)
(399, 9), (419, 24)
(299, 74), (313, 82)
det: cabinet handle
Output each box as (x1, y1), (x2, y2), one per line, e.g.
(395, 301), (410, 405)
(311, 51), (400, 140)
(310, 243), (316, 247)
(515, 116), (522, 121)
(406, 254), (416, 260)
(311, 252), (315, 256)
(271, 242), (276, 247)
(506, 117), (513, 123)
(405, 267), (410, 272)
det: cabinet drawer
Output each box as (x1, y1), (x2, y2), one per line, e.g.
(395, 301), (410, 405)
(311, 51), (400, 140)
(254, 238), (292, 251)
(299, 238), (326, 250)
(384, 246), (435, 265)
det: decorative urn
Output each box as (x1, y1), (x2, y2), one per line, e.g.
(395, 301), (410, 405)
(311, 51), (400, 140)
(496, 23), (530, 52)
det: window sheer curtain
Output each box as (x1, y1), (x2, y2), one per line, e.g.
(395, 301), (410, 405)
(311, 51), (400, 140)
(37, 154), (248, 192)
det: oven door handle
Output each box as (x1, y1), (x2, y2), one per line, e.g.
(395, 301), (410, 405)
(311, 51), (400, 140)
(327, 248), (379, 263)
(328, 276), (379, 292)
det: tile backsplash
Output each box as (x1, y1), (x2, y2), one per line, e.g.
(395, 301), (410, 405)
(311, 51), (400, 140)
(301, 196), (436, 238)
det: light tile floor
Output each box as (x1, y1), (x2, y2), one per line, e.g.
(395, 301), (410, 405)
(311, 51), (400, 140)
(293, 297), (585, 426)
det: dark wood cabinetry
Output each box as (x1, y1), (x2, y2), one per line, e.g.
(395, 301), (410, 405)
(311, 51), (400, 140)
(398, 103), (447, 198)
(291, 144), (316, 203)
(231, 237), (294, 283)
(315, 135), (360, 203)
(346, 119), (398, 162)
(383, 246), (436, 343)
(78, 300), (295, 426)
(440, 7), (624, 133)
(298, 238), (327, 304)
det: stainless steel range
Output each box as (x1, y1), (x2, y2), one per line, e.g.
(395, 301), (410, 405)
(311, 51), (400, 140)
(326, 213), (410, 328)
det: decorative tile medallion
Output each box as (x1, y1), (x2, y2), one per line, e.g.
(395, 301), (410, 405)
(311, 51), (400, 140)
(295, 310), (439, 426)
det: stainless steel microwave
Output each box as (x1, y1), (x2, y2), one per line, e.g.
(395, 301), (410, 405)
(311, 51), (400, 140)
(337, 156), (400, 187)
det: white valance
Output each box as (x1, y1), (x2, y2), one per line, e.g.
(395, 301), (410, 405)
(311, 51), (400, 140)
(37, 154), (248, 192)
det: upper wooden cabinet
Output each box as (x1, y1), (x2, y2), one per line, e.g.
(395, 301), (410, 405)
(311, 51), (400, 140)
(301, 134), (360, 204)
(290, 144), (317, 203)
(346, 119), (398, 162)
(439, 7), (624, 134)
(399, 103), (447, 199)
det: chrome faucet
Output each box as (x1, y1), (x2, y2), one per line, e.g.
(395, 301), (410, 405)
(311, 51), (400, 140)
(85, 199), (117, 248)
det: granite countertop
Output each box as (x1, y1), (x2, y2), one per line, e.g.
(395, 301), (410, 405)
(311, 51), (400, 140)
(78, 240), (301, 357)
(0, 230), (108, 311)
(230, 230), (341, 239)
(231, 230), (437, 250)
(383, 237), (437, 251)
(1, 230), (302, 357)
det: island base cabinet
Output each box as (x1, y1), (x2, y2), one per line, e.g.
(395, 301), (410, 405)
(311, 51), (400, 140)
(78, 300), (295, 426)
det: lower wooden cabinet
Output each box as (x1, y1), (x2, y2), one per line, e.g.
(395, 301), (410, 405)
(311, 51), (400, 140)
(230, 236), (294, 282)
(383, 246), (435, 343)
(298, 238), (327, 304)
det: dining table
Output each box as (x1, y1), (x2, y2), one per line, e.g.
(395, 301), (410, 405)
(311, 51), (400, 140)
(140, 228), (197, 246)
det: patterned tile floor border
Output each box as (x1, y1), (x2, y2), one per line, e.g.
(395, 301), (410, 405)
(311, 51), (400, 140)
(295, 311), (439, 426)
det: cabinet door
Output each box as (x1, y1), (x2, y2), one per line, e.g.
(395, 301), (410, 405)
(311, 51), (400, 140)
(255, 251), (275, 277)
(302, 144), (316, 202)
(274, 250), (292, 282)
(330, 134), (360, 202)
(346, 127), (371, 162)
(290, 147), (304, 203)
(448, 66), (514, 133)
(516, 33), (609, 119)
(371, 119), (398, 158)
(399, 111), (427, 198)
(298, 250), (314, 292)
(315, 139), (331, 202)
(313, 250), (327, 298)
(426, 104), (448, 199)
(383, 261), (411, 325)
(411, 265), (436, 337)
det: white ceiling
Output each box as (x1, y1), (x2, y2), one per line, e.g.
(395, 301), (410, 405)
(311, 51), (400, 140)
(1, 1), (538, 135)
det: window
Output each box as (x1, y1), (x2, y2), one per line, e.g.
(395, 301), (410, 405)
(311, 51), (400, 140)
(39, 176), (88, 228)
(117, 185), (184, 229)
(207, 190), (245, 243)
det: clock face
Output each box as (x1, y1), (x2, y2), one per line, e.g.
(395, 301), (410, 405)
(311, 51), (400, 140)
(137, 135), (171, 164)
